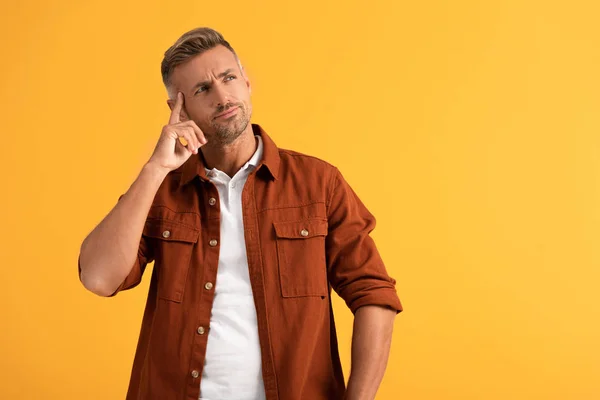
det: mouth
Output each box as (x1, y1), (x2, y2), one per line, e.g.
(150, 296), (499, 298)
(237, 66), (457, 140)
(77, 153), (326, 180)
(214, 106), (239, 120)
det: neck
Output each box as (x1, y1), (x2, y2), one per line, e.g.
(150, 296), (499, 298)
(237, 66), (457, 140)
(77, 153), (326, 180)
(201, 124), (257, 178)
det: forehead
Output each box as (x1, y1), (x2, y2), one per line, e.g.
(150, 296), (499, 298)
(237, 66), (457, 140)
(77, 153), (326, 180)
(171, 45), (239, 86)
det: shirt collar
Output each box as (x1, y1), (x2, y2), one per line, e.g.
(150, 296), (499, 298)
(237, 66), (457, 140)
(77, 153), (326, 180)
(179, 123), (280, 187)
(204, 134), (263, 178)
(245, 133), (263, 169)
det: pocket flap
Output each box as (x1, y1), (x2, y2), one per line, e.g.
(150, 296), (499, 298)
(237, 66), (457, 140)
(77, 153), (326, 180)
(273, 219), (328, 239)
(143, 220), (199, 243)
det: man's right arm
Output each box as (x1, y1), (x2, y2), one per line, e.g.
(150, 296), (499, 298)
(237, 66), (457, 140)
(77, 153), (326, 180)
(78, 162), (169, 297)
(78, 91), (207, 297)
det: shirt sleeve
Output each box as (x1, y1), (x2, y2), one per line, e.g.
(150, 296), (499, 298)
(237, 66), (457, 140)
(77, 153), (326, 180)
(77, 194), (154, 297)
(325, 167), (403, 314)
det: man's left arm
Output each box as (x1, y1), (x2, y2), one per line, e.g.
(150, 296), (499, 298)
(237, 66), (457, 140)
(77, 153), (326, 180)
(325, 167), (403, 399)
(345, 305), (397, 400)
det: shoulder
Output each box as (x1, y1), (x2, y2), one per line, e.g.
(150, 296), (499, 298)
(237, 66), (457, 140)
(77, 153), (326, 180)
(277, 148), (338, 174)
(273, 148), (343, 199)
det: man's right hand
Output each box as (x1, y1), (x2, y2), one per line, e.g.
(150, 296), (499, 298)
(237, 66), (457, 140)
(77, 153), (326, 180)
(79, 92), (207, 297)
(148, 91), (207, 172)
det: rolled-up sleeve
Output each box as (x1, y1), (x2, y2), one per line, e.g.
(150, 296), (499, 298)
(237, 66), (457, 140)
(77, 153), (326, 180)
(325, 167), (402, 314)
(77, 194), (154, 297)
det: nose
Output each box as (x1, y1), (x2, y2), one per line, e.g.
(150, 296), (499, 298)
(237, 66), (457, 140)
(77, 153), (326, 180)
(212, 84), (230, 108)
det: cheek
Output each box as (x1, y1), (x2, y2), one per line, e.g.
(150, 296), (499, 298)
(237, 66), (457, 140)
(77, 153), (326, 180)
(233, 84), (250, 101)
(237, 94), (251, 111)
(186, 102), (211, 122)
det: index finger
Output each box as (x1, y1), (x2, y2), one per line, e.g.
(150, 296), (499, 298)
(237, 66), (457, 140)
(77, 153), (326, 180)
(169, 92), (183, 125)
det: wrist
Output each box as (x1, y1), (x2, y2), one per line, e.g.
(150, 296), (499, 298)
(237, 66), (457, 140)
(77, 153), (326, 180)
(345, 378), (371, 400)
(142, 161), (170, 181)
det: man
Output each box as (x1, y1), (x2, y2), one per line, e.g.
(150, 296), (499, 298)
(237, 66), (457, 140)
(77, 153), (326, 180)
(78, 27), (402, 400)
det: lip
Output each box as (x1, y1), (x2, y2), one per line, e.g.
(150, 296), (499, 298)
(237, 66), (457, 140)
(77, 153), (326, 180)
(214, 107), (239, 119)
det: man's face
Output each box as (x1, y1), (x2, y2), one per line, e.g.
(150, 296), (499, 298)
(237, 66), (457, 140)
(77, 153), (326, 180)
(168, 45), (252, 146)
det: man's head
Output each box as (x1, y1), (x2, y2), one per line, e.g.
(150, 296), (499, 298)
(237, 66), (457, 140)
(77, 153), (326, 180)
(161, 27), (252, 146)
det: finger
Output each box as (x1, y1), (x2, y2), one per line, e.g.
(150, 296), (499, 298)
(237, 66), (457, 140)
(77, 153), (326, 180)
(176, 122), (203, 149)
(174, 135), (193, 155)
(180, 120), (207, 145)
(169, 92), (184, 125)
(182, 126), (201, 151)
(177, 128), (198, 154)
(185, 120), (208, 145)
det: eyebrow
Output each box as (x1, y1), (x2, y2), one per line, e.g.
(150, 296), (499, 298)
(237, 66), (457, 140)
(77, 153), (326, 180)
(191, 68), (236, 91)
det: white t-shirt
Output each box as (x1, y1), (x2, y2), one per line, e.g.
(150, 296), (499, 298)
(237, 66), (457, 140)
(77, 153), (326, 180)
(199, 135), (266, 400)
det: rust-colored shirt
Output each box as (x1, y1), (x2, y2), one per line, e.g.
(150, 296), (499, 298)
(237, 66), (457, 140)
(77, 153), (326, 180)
(79, 124), (402, 400)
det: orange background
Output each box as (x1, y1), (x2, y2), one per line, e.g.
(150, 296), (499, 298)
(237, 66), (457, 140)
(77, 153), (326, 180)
(1, 1), (599, 399)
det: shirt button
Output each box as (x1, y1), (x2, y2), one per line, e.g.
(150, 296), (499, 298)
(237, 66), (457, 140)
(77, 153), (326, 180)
(197, 326), (205, 335)
(208, 197), (216, 206)
(300, 229), (309, 237)
(162, 230), (171, 238)
(204, 282), (214, 290)
(191, 370), (199, 379)
(209, 239), (218, 247)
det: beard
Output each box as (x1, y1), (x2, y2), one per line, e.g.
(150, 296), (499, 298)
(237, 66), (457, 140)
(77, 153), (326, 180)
(208, 102), (251, 145)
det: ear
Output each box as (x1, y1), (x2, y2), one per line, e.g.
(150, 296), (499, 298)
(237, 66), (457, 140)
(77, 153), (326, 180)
(243, 71), (251, 95)
(239, 61), (251, 94)
(166, 98), (191, 121)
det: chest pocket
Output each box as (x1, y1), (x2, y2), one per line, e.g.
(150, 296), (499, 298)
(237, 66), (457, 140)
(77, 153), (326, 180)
(143, 219), (199, 302)
(273, 218), (329, 298)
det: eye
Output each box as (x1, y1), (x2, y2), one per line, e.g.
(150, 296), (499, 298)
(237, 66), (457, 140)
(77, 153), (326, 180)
(225, 75), (236, 82)
(195, 86), (208, 94)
